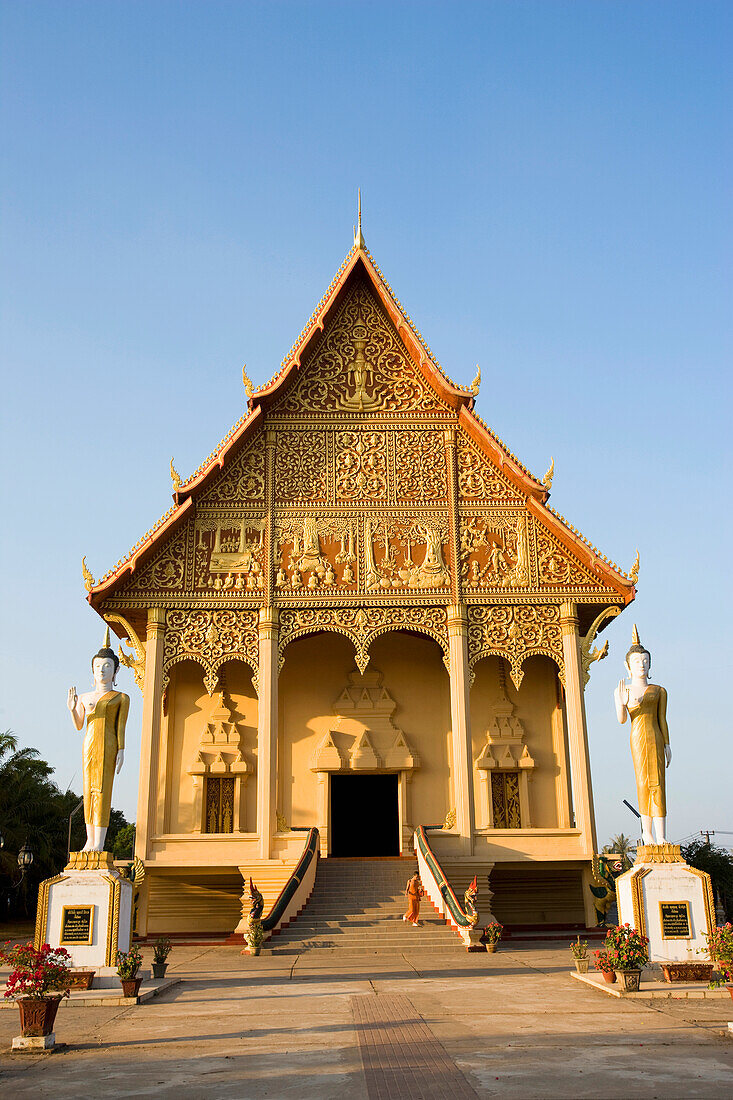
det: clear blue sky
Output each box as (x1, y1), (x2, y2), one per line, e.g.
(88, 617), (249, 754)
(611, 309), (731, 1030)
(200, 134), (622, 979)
(1, 1), (731, 849)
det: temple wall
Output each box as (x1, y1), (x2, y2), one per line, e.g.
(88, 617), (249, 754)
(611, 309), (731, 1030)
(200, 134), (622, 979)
(470, 655), (560, 830)
(165, 659), (258, 835)
(278, 630), (451, 832)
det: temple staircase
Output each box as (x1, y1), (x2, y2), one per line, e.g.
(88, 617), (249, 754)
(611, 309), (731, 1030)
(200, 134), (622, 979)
(269, 858), (461, 955)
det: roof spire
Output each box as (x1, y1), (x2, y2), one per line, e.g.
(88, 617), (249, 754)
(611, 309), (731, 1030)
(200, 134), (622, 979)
(353, 188), (365, 249)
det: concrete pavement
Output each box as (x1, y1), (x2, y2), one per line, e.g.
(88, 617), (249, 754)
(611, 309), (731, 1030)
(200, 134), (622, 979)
(1, 943), (732, 1098)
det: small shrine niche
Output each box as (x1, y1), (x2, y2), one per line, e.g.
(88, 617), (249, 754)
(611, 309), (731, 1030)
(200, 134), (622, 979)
(311, 669), (419, 851)
(474, 666), (535, 829)
(188, 691), (254, 833)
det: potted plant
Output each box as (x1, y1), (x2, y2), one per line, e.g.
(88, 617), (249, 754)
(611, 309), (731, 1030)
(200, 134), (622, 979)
(152, 937), (172, 979)
(0, 941), (73, 1038)
(116, 943), (144, 999)
(604, 924), (649, 992)
(482, 922), (503, 953)
(593, 949), (617, 984)
(570, 936), (590, 974)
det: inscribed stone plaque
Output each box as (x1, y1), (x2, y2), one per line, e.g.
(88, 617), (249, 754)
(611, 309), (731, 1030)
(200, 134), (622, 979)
(60, 905), (94, 945)
(659, 901), (691, 939)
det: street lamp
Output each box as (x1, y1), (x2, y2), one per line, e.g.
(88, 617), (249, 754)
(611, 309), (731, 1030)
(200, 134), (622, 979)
(17, 843), (34, 872)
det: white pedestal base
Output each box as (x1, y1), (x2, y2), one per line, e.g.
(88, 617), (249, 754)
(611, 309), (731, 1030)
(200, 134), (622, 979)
(616, 845), (715, 964)
(12, 1033), (55, 1051)
(35, 853), (133, 969)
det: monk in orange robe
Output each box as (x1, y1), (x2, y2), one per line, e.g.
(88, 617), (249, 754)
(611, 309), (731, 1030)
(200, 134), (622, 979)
(403, 873), (424, 926)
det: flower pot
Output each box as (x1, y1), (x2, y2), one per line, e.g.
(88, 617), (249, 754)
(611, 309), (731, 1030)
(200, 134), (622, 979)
(661, 962), (713, 984)
(616, 969), (642, 992)
(574, 958), (590, 974)
(120, 977), (143, 999)
(152, 963), (168, 979)
(602, 970), (617, 984)
(17, 997), (62, 1037)
(249, 946), (261, 957)
(485, 942), (498, 953)
(727, 985), (733, 1002)
(68, 970), (95, 990)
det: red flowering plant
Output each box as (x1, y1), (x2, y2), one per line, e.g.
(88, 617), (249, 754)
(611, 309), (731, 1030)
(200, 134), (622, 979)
(0, 941), (73, 1001)
(593, 949), (615, 974)
(603, 924), (649, 971)
(703, 923), (733, 981)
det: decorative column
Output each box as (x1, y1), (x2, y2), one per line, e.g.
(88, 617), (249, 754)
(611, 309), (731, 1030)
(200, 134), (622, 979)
(560, 601), (599, 926)
(447, 603), (475, 854)
(551, 677), (572, 829)
(256, 607), (279, 859)
(135, 606), (165, 862)
(133, 606), (165, 938)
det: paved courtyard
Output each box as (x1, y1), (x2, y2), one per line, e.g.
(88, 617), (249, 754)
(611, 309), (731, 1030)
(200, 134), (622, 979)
(1, 942), (732, 1098)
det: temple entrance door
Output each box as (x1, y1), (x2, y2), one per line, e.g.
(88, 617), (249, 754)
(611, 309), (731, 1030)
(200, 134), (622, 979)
(330, 774), (400, 856)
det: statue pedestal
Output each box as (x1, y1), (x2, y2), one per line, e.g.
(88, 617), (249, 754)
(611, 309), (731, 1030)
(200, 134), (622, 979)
(34, 851), (133, 970)
(616, 844), (715, 963)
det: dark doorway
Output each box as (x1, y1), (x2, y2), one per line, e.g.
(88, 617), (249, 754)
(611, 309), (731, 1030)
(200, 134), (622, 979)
(330, 774), (399, 856)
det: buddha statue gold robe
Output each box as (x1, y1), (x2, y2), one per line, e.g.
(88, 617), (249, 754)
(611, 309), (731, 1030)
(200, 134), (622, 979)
(628, 684), (669, 818)
(83, 691), (130, 827)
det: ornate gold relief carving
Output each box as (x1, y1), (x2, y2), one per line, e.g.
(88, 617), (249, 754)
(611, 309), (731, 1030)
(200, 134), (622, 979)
(200, 438), (265, 504)
(194, 517), (266, 592)
(364, 517), (450, 591)
(279, 605), (449, 674)
(461, 514), (529, 590)
(536, 528), (602, 588)
(457, 436), (524, 502)
(468, 604), (563, 688)
(275, 281), (443, 415)
(163, 609), (259, 695)
(125, 527), (187, 593)
(580, 606), (621, 686)
(275, 516), (357, 591)
(188, 691), (253, 780)
(105, 613), (146, 691)
(335, 430), (387, 499)
(274, 430), (327, 501)
(395, 430), (447, 499)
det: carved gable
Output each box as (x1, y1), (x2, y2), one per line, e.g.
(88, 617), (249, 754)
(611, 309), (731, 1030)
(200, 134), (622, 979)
(273, 278), (448, 415)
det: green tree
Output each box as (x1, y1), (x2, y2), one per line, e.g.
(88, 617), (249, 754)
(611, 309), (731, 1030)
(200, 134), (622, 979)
(0, 730), (131, 920)
(112, 822), (136, 860)
(681, 840), (733, 922)
(602, 832), (635, 870)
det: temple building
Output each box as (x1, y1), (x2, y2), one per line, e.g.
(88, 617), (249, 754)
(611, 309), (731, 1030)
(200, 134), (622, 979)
(87, 223), (635, 936)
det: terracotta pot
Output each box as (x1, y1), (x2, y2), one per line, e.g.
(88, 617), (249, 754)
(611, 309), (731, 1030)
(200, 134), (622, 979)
(661, 963), (713, 984)
(17, 997), (62, 1037)
(68, 970), (95, 990)
(485, 942), (498, 953)
(120, 977), (143, 999)
(152, 963), (168, 979)
(727, 985), (733, 1002)
(574, 957), (590, 974)
(602, 970), (617, 984)
(615, 969), (642, 992)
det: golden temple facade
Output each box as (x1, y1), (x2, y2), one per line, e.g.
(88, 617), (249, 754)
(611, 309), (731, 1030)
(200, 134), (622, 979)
(88, 236), (634, 935)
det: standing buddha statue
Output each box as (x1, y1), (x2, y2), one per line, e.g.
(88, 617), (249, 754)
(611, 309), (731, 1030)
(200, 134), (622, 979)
(614, 625), (671, 845)
(67, 627), (130, 852)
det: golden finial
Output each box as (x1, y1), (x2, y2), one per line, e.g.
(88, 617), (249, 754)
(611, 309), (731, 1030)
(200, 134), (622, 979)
(629, 549), (640, 584)
(103, 625), (111, 648)
(170, 457), (182, 491)
(632, 624), (641, 645)
(82, 556), (95, 592)
(542, 457), (555, 490)
(469, 364), (481, 396)
(353, 188), (365, 249)
(242, 364), (254, 398)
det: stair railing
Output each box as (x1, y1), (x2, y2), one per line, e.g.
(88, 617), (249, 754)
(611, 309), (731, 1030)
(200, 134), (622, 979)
(413, 825), (480, 948)
(262, 827), (320, 936)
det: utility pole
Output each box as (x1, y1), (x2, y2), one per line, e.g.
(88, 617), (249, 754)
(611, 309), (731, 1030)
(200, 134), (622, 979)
(700, 830), (715, 845)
